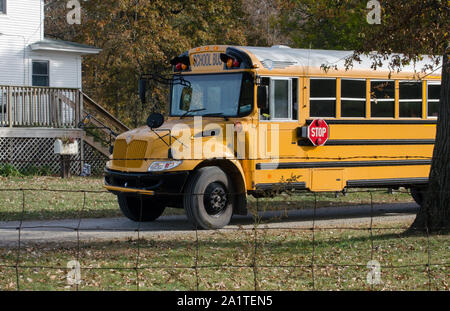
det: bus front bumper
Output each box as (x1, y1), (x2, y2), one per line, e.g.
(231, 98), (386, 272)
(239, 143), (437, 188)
(104, 169), (189, 196)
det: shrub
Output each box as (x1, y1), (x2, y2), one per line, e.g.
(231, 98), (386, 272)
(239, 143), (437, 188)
(0, 164), (54, 177)
(20, 165), (53, 176)
(0, 164), (24, 177)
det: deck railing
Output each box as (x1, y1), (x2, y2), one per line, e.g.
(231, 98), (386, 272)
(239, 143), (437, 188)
(0, 86), (82, 128)
(0, 85), (129, 154)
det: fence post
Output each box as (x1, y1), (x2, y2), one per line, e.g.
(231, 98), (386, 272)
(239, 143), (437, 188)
(60, 154), (71, 178)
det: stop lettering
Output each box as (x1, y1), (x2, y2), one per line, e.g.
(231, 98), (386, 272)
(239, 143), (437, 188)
(307, 119), (329, 146)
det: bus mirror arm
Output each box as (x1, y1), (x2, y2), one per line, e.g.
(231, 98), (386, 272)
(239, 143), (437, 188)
(138, 73), (191, 105)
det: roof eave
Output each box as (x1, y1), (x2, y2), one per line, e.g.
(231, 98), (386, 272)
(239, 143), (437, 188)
(29, 44), (102, 55)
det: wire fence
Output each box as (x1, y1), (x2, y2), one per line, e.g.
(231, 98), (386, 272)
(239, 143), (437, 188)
(0, 157), (448, 291)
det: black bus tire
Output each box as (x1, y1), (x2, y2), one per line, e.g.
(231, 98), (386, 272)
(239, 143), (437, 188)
(118, 194), (166, 222)
(410, 186), (426, 207)
(184, 167), (233, 230)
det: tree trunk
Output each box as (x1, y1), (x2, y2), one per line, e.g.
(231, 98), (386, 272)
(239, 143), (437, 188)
(411, 49), (450, 232)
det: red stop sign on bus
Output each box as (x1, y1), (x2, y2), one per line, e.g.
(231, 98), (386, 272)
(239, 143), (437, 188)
(308, 119), (329, 146)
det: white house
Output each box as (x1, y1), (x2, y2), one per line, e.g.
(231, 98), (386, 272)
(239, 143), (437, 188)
(0, 0), (100, 88)
(0, 1), (126, 176)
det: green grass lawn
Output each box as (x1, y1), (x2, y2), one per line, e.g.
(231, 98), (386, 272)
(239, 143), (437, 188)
(0, 176), (122, 221)
(0, 176), (447, 291)
(0, 176), (415, 221)
(0, 222), (447, 291)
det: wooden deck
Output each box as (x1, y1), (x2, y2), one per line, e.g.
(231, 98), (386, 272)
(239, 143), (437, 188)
(0, 85), (129, 174)
(0, 127), (83, 138)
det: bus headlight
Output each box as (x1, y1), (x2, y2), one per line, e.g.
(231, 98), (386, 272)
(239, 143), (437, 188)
(148, 160), (182, 172)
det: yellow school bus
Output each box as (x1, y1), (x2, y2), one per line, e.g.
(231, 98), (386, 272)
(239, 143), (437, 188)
(104, 45), (441, 229)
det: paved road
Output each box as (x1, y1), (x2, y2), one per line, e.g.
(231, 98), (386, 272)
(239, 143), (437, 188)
(0, 202), (419, 246)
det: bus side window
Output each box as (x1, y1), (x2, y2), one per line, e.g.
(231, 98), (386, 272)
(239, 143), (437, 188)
(341, 79), (366, 117)
(370, 80), (395, 118)
(259, 77), (298, 121)
(272, 79), (290, 119)
(309, 78), (336, 118)
(292, 78), (298, 120)
(427, 82), (440, 117)
(399, 81), (422, 118)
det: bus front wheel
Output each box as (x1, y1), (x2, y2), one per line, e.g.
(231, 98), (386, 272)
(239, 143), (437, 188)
(184, 167), (233, 230)
(118, 194), (166, 222)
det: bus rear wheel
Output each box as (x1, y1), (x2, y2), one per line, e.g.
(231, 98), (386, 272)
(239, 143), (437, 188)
(184, 167), (233, 230)
(410, 186), (427, 207)
(118, 194), (166, 222)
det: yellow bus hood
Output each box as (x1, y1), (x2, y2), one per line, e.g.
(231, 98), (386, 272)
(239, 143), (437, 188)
(107, 118), (236, 172)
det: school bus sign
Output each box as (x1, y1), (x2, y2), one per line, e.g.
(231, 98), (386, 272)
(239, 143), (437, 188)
(189, 47), (227, 72)
(308, 119), (329, 146)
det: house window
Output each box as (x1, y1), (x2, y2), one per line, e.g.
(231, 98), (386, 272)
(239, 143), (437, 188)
(370, 80), (395, 118)
(399, 81), (422, 118)
(427, 82), (440, 117)
(32, 61), (49, 87)
(0, 0), (6, 14)
(310, 78), (336, 118)
(260, 77), (298, 121)
(341, 79), (366, 117)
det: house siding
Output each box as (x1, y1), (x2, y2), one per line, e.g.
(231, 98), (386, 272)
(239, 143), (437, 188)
(0, 0), (84, 89)
(30, 51), (82, 89)
(0, 35), (27, 85)
(0, 0), (44, 43)
(0, 0), (43, 86)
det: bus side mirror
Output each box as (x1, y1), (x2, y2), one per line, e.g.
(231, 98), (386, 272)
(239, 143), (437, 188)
(147, 113), (164, 129)
(257, 85), (268, 110)
(139, 78), (147, 104)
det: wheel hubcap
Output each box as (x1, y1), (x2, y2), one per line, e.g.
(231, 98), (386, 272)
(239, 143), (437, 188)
(204, 182), (228, 216)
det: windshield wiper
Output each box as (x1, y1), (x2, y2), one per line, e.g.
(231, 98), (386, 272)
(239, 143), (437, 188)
(180, 108), (206, 119)
(202, 113), (229, 120)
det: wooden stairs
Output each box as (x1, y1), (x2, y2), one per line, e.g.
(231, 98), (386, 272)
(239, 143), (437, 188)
(78, 92), (129, 157)
(54, 90), (129, 157)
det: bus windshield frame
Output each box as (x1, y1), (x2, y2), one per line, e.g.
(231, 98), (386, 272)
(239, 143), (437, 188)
(170, 72), (254, 118)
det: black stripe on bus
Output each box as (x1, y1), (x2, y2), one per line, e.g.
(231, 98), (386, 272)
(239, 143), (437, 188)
(255, 182), (307, 191)
(347, 178), (428, 187)
(306, 119), (437, 125)
(297, 139), (435, 146)
(256, 159), (432, 170)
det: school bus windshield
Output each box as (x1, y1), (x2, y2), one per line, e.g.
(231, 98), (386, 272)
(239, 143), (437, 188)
(170, 72), (253, 117)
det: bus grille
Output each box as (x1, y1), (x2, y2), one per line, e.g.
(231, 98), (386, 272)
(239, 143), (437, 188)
(112, 139), (148, 168)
